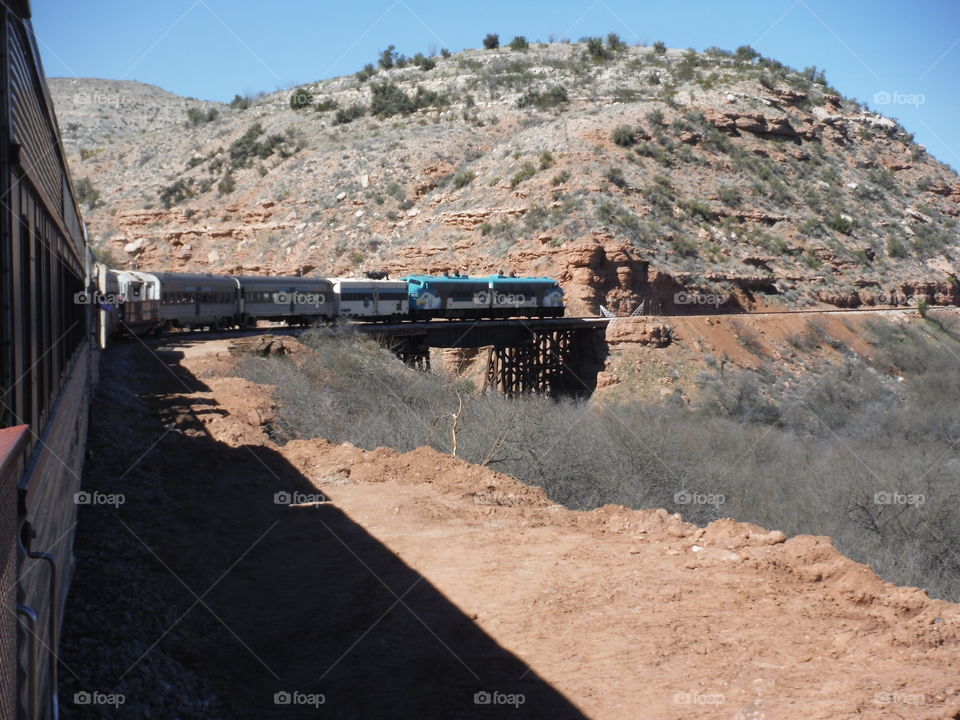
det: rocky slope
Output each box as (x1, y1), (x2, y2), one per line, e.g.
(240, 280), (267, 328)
(51, 40), (960, 316)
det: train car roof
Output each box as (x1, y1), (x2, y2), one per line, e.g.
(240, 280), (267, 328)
(483, 275), (561, 284)
(233, 275), (332, 284)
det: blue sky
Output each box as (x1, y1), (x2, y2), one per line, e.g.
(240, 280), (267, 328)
(33, 0), (960, 171)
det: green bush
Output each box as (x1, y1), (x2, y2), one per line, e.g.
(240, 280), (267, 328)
(356, 63), (378, 82)
(158, 178), (195, 208)
(517, 85), (568, 109)
(607, 33), (626, 52)
(483, 33), (500, 50)
(217, 171), (236, 195)
(509, 36), (529, 52)
(440, 48), (451, 58)
(185, 107), (218, 127)
(314, 98), (338, 112)
(551, 170), (570, 186)
(612, 125), (635, 146)
(75, 176), (101, 211)
(509, 162), (536, 188)
(585, 37), (609, 60)
(734, 45), (760, 62)
(604, 166), (626, 188)
(289, 88), (313, 111)
(229, 94), (251, 110)
(412, 52), (436, 70)
(538, 150), (554, 170)
(452, 171), (476, 189)
(652, 41), (667, 55)
(332, 103), (366, 125)
(826, 214), (854, 235)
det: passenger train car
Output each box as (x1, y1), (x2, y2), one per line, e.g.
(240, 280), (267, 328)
(1, 3), (92, 718)
(94, 270), (565, 337)
(332, 278), (409, 320)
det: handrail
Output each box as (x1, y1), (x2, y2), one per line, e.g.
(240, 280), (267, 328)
(15, 605), (38, 720)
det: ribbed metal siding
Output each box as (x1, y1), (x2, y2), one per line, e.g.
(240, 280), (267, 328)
(0, 455), (18, 720)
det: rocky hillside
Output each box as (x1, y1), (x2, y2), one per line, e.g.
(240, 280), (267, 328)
(51, 39), (960, 315)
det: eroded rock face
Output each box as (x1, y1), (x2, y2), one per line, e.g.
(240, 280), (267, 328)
(605, 318), (673, 347)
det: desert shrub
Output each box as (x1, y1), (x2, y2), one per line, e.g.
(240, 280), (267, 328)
(441, 48), (451, 58)
(378, 45), (403, 69)
(826, 214), (854, 235)
(517, 85), (568, 109)
(217, 171), (236, 195)
(612, 125), (635, 146)
(356, 63), (378, 82)
(452, 171), (476, 189)
(604, 166), (626, 188)
(229, 94), (252, 110)
(646, 108), (665, 126)
(551, 170), (570, 186)
(718, 185), (741, 207)
(289, 88), (313, 111)
(75, 177), (101, 211)
(241, 325), (960, 601)
(369, 82), (445, 117)
(538, 150), (555, 170)
(584, 37), (608, 60)
(333, 103), (367, 125)
(509, 162), (536, 187)
(412, 52), (436, 70)
(509, 36), (529, 52)
(607, 33), (626, 52)
(652, 41), (667, 54)
(158, 178), (195, 208)
(483, 33), (500, 50)
(185, 107), (218, 127)
(314, 98), (338, 112)
(734, 45), (760, 62)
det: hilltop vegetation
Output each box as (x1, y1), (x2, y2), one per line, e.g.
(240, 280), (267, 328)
(50, 37), (960, 314)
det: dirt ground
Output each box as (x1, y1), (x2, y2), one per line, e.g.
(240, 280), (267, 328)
(61, 333), (960, 720)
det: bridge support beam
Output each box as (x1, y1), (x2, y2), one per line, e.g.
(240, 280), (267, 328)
(484, 328), (605, 397)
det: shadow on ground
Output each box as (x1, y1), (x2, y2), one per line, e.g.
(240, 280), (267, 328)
(60, 340), (587, 719)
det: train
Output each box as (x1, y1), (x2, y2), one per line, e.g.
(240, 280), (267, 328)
(0, 3), (93, 719)
(94, 268), (566, 339)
